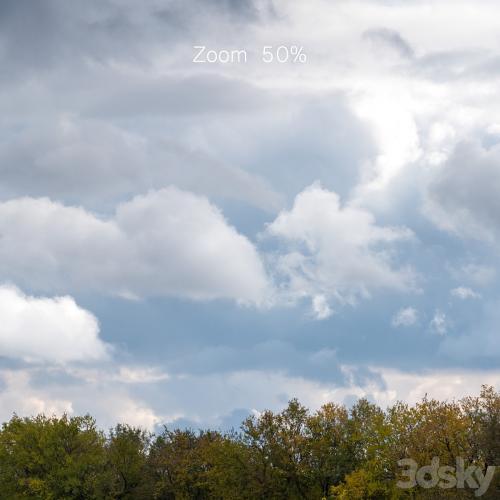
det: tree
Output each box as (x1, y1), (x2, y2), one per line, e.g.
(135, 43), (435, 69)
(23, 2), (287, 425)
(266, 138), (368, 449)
(0, 387), (498, 499)
(0, 414), (108, 499)
(241, 399), (312, 499)
(306, 402), (354, 496)
(106, 424), (152, 499)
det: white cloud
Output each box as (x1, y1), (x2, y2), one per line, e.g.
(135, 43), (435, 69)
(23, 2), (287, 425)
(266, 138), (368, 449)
(352, 85), (422, 195)
(430, 309), (448, 335)
(2, 362), (500, 432)
(0, 370), (74, 421)
(0, 368), (162, 431)
(311, 294), (333, 320)
(392, 306), (418, 327)
(112, 398), (162, 430)
(113, 366), (170, 384)
(64, 365), (170, 385)
(266, 183), (416, 316)
(450, 286), (480, 300)
(0, 285), (109, 363)
(351, 366), (500, 409)
(0, 188), (270, 304)
(119, 366), (500, 428)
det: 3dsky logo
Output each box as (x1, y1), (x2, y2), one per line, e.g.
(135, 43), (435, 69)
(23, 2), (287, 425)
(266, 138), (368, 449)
(397, 457), (496, 497)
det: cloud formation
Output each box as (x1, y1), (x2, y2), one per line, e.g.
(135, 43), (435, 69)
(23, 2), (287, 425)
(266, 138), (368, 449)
(266, 183), (416, 316)
(425, 140), (500, 241)
(430, 310), (448, 335)
(0, 188), (270, 303)
(1, 0), (500, 427)
(0, 285), (108, 363)
(0, 116), (281, 212)
(451, 286), (480, 300)
(392, 307), (418, 327)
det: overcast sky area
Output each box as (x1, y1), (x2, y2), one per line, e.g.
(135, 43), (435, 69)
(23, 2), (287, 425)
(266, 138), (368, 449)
(1, 0), (500, 431)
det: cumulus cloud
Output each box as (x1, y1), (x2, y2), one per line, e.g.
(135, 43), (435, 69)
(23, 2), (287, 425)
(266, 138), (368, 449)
(391, 307), (418, 327)
(0, 285), (109, 363)
(0, 188), (270, 303)
(266, 183), (416, 316)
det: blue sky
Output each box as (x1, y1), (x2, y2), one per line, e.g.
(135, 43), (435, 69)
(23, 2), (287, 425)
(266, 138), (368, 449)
(0, 0), (500, 430)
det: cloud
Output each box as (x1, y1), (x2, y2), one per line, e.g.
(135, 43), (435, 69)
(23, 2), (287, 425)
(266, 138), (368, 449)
(266, 183), (416, 315)
(363, 28), (415, 59)
(439, 299), (500, 362)
(360, 366), (500, 408)
(0, 368), (162, 431)
(391, 307), (418, 327)
(34, 362), (500, 428)
(2, 0), (500, 429)
(450, 286), (480, 300)
(136, 369), (355, 427)
(88, 74), (273, 118)
(0, 285), (109, 363)
(207, 94), (377, 203)
(424, 140), (500, 241)
(0, 370), (73, 420)
(430, 310), (447, 335)
(0, 188), (270, 303)
(4, 363), (500, 431)
(311, 295), (333, 320)
(0, 0), (270, 82)
(448, 262), (497, 288)
(112, 366), (170, 384)
(0, 116), (281, 212)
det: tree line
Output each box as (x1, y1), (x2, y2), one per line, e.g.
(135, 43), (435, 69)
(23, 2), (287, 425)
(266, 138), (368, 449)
(0, 386), (498, 499)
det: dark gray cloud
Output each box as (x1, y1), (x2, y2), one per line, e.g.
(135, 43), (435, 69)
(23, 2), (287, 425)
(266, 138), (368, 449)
(0, 0), (284, 212)
(425, 140), (500, 241)
(0, 0), (143, 78)
(0, 115), (281, 212)
(0, 0), (271, 82)
(156, 0), (274, 24)
(87, 74), (273, 117)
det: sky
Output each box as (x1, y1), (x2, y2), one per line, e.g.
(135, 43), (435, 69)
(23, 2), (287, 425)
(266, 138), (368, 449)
(1, 0), (500, 431)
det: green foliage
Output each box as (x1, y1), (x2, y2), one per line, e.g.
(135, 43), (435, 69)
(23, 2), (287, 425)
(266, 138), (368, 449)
(0, 387), (498, 499)
(0, 414), (107, 499)
(106, 424), (152, 499)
